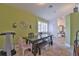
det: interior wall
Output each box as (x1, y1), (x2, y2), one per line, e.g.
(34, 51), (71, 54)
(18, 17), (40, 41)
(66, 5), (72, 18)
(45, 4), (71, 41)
(65, 12), (79, 47)
(48, 18), (58, 37)
(57, 17), (65, 26)
(57, 17), (65, 32)
(65, 15), (71, 47)
(0, 4), (40, 48)
(70, 12), (79, 46)
(49, 16), (66, 38)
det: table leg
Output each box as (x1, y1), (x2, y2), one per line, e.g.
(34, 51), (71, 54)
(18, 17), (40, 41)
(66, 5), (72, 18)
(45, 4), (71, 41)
(38, 47), (41, 55)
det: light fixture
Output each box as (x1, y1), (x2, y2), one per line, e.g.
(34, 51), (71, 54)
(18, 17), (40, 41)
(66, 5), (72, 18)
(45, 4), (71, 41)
(48, 5), (53, 8)
(73, 3), (79, 12)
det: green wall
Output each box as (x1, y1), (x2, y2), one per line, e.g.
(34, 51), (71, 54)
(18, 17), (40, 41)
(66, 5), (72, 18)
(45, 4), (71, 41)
(70, 12), (79, 46)
(66, 12), (79, 47)
(0, 4), (38, 48)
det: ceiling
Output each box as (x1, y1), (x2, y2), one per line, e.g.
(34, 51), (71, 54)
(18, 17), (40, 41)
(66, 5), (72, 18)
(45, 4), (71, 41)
(6, 3), (75, 21)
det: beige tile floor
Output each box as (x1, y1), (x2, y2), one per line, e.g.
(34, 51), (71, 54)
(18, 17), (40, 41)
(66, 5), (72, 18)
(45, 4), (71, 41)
(15, 37), (73, 56)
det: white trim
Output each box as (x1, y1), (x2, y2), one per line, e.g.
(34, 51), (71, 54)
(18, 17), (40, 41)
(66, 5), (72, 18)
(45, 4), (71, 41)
(65, 43), (71, 48)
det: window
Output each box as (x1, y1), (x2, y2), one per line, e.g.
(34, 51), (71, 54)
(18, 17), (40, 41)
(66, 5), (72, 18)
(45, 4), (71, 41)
(38, 21), (48, 33)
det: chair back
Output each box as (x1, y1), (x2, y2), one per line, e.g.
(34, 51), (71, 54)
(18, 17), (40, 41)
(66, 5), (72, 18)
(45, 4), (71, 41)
(28, 33), (34, 39)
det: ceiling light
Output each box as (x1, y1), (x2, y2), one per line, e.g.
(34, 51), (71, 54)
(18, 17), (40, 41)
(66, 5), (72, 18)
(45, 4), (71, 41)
(48, 5), (53, 8)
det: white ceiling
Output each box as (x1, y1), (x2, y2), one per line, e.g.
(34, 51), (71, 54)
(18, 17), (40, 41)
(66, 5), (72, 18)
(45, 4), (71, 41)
(6, 3), (75, 21)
